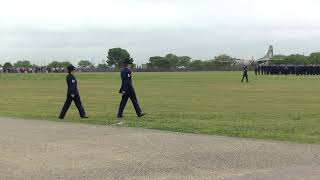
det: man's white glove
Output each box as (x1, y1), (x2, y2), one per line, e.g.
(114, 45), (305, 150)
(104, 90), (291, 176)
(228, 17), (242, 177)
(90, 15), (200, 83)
(71, 94), (75, 98)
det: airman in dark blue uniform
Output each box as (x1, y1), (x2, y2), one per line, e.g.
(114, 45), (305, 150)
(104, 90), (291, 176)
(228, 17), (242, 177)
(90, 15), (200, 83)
(241, 65), (249, 83)
(254, 64), (258, 75)
(59, 65), (88, 119)
(117, 58), (145, 118)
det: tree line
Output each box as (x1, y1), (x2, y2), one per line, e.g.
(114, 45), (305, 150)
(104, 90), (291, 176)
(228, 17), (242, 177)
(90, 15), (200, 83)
(1, 48), (320, 70)
(271, 53), (320, 65)
(0, 60), (95, 70)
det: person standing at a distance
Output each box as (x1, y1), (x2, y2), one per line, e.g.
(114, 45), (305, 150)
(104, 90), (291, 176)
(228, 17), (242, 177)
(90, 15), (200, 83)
(241, 65), (249, 83)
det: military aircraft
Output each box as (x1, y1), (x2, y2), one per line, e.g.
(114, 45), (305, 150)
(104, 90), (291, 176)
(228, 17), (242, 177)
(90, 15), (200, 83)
(232, 45), (274, 66)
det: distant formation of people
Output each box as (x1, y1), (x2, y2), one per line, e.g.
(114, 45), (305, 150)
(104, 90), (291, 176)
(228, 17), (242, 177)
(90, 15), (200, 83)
(253, 64), (320, 76)
(0, 66), (97, 73)
(1, 67), (64, 73)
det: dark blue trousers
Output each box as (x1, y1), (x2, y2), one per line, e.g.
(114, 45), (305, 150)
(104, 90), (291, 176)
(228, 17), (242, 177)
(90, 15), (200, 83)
(59, 95), (86, 118)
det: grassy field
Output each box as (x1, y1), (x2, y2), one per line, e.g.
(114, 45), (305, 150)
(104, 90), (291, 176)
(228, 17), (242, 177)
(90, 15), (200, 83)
(0, 71), (319, 144)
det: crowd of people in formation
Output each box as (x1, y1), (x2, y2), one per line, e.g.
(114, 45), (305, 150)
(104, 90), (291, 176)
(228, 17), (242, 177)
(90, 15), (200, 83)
(253, 64), (320, 76)
(0, 67), (65, 73)
(0, 66), (97, 73)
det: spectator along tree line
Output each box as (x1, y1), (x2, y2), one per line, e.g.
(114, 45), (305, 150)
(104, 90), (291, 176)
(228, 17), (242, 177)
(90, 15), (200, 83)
(1, 47), (320, 73)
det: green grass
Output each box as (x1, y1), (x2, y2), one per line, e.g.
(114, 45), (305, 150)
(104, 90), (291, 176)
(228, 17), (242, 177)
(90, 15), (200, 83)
(0, 72), (319, 144)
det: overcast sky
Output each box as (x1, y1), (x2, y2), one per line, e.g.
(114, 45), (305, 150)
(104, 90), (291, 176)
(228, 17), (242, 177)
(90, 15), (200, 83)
(1, 0), (320, 65)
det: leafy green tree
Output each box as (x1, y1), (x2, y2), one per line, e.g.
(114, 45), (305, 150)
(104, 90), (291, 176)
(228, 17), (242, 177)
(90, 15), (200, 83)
(148, 56), (170, 68)
(165, 54), (179, 67)
(107, 48), (131, 67)
(271, 54), (287, 64)
(283, 54), (309, 65)
(3, 62), (13, 69)
(178, 56), (191, 67)
(97, 64), (109, 69)
(60, 61), (72, 68)
(47, 61), (71, 68)
(14, 60), (32, 68)
(213, 54), (235, 66)
(272, 54), (287, 60)
(47, 61), (59, 68)
(78, 60), (93, 67)
(203, 60), (216, 67)
(148, 54), (191, 68)
(214, 54), (234, 61)
(189, 60), (204, 68)
(308, 52), (320, 64)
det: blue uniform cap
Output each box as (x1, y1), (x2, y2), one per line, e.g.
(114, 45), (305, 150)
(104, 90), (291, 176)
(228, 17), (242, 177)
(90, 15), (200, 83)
(67, 65), (76, 71)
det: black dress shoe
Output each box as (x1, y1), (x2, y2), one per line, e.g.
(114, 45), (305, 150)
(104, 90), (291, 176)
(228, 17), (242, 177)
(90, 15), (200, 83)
(59, 117), (64, 120)
(138, 112), (146, 117)
(81, 116), (88, 119)
(117, 115), (123, 118)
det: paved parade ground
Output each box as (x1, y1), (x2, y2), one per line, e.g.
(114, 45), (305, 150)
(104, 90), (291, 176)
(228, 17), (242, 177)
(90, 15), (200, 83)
(1, 117), (319, 180)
